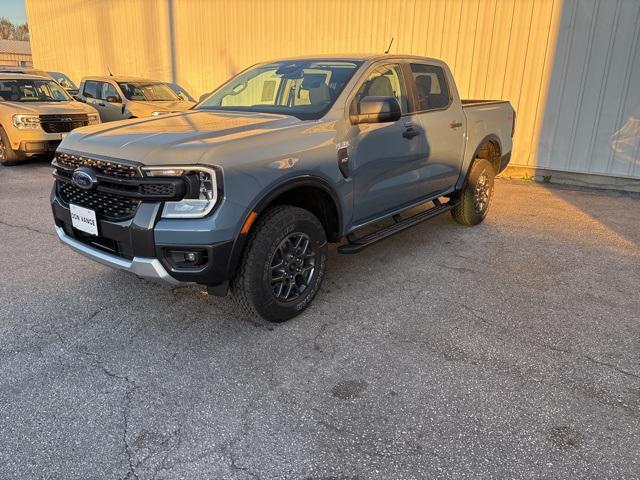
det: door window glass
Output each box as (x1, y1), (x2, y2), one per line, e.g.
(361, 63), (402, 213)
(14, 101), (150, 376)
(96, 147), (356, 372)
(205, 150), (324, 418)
(353, 64), (408, 114)
(100, 82), (120, 101)
(83, 80), (98, 99)
(409, 64), (450, 111)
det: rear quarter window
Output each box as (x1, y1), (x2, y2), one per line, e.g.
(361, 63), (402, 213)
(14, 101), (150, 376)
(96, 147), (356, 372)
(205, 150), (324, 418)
(410, 64), (450, 111)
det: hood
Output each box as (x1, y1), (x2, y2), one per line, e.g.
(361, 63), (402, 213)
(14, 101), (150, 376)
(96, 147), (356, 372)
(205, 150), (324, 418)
(0, 100), (97, 116)
(60, 110), (305, 165)
(127, 100), (195, 116)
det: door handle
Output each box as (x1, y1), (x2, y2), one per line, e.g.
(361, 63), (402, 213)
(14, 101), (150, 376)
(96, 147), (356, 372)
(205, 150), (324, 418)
(98, 102), (105, 107)
(402, 125), (420, 139)
(450, 121), (463, 129)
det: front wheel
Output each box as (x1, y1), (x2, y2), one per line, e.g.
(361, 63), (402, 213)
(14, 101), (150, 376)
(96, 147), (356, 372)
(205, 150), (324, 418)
(451, 158), (495, 226)
(0, 127), (22, 166)
(231, 205), (328, 322)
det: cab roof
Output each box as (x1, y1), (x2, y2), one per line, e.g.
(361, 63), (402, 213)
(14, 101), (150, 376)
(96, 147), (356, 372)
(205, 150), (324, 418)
(81, 75), (164, 83)
(258, 53), (443, 64)
(0, 72), (54, 81)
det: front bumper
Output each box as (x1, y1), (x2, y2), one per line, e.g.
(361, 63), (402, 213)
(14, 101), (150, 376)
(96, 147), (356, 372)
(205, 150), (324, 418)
(55, 225), (181, 284)
(51, 187), (237, 287)
(18, 139), (61, 155)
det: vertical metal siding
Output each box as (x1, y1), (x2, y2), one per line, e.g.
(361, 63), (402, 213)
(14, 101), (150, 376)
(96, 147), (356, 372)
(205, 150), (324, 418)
(538, 0), (640, 179)
(25, 0), (640, 179)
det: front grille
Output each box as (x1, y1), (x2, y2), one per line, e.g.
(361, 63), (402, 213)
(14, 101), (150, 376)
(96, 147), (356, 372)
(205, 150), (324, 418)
(141, 183), (176, 196)
(58, 182), (140, 221)
(55, 152), (141, 178)
(40, 114), (89, 134)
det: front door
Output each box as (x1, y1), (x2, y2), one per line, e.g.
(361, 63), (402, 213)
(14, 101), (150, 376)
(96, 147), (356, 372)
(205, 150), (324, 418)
(97, 81), (125, 122)
(82, 80), (106, 120)
(350, 63), (428, 225)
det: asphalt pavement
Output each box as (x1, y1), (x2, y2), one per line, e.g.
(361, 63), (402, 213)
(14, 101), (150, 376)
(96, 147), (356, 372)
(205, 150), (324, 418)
(1, 160), (639, 479)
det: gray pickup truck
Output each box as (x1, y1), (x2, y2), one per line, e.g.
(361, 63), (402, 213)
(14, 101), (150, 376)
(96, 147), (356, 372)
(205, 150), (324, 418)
(51, 55), (515, 322)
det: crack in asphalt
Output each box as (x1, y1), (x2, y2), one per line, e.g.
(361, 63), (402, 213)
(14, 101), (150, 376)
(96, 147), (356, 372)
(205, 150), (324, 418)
(74, 347), (140, 480)
(0, 219), (55, 237)
(461, 304), (640, 380)
(122, 381), (140, 480)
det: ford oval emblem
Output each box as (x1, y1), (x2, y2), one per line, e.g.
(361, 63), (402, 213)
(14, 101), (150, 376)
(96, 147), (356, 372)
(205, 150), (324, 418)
(71, 167), (98, 190)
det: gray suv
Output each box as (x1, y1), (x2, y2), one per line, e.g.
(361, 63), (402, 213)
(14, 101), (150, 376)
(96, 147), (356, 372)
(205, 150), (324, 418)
(51, 55), (514, 322)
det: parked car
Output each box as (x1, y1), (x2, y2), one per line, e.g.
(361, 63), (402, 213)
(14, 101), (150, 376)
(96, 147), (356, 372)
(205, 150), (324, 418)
(0, 73), (99, 165)
(0, 66), (79, 97)
(166, 82), (195, 102)
(47, 71), (80, 97)
(76, 76), (195, 122)
(51, 55), (515, 321)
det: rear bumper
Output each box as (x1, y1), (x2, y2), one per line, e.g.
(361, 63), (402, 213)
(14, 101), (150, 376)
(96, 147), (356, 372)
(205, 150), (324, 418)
(55, 225), (181, 284)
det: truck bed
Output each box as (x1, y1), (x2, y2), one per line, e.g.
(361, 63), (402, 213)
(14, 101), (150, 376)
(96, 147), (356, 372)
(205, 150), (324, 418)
(461, 99), (511, 108)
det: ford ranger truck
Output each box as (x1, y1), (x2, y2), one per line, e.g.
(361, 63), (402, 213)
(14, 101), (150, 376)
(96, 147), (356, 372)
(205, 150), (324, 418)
(0, 73), (100, 165)
(76, 76), (195, 122)
(50, 55), (515, 322)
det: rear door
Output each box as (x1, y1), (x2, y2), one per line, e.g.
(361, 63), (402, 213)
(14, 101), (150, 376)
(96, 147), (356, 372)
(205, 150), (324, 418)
(407, 62), (465, 193)
(349, 62), (429, 225)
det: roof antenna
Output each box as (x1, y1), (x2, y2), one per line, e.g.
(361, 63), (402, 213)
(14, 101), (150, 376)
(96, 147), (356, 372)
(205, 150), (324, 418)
(384, 37), (394, 54)
(107, 66), (113, 76)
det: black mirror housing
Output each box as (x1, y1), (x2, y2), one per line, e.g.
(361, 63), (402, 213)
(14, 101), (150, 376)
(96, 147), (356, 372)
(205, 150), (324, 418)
(106, 95), (121, 104)
(351, 96), (401, 125)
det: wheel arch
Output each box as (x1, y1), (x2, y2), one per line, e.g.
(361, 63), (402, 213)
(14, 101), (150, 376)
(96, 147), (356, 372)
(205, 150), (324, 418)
(224, 175), (343, 281)
(456, 134), (502, 190)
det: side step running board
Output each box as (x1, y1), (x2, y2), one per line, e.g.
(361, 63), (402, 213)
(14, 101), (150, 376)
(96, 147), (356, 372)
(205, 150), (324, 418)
(337, 201), (455, 254)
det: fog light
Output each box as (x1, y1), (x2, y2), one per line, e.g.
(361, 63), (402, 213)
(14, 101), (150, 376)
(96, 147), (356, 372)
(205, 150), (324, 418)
(25, 142), (46, 152)
(165, 249), (207, 268)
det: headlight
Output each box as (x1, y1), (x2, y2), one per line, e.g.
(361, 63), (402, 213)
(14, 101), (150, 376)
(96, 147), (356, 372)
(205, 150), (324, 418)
(13, 114), (41, 130)
(151, 111), (170, 116)
(87, 113), (100, 125)
(142, 165), (220, 218)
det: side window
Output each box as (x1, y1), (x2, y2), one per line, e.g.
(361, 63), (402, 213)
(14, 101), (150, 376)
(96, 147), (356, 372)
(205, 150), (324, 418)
(410, 64), (450, 111)
(353, 64), (408, 114)
(83, 80), (98, 99)
(101, 82), (120, 101)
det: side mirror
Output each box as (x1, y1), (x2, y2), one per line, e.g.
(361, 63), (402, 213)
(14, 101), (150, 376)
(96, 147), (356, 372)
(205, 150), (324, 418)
(351, 96), (401, 125)
(106, 95), (121, 104)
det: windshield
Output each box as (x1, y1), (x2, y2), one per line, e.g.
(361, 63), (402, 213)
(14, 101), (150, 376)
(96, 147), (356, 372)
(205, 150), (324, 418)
(167, 83), (194, 102)
(0, 79), (72, 102)
(117, 82), (180, 101)
(48, 71), (78, 90)
(197, 60), (362, 120)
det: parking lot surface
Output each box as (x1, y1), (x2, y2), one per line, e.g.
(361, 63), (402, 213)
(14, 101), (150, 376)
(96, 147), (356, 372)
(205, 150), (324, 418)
(1, 161), (639, 479)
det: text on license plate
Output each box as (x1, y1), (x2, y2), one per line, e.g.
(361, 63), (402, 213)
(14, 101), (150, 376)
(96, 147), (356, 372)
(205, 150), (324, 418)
(70, 204), (98, 236)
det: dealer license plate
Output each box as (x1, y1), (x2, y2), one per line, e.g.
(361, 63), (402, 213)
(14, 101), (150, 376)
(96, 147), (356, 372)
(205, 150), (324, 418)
(70, 204), (98, 236)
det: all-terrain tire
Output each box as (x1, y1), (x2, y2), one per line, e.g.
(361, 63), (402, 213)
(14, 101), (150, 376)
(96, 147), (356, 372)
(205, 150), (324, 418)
(0, 127), (22, 166)
(230, 205), (328, 322)
(451, 158), (495, 226)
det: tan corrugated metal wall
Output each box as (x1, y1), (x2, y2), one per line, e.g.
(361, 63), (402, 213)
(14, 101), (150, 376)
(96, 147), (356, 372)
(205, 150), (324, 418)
(0, 53), (33, 66)
(25, 0), (640, 179)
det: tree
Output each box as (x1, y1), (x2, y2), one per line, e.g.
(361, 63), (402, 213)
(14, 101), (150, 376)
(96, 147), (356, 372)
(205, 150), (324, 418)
(0, 17), (29, 41)
(14, 23), (29, 42)
(0, 17), (13, 40)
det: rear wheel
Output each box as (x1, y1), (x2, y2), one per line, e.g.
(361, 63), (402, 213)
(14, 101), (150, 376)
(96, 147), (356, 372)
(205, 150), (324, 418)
(0, 127), (21, 166)
(231, 205), (328, 322)
(451, 158), (495, 226)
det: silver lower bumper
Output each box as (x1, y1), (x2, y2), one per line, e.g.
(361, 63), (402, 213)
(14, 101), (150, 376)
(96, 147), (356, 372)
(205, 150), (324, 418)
(55, 226), (181, 285)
